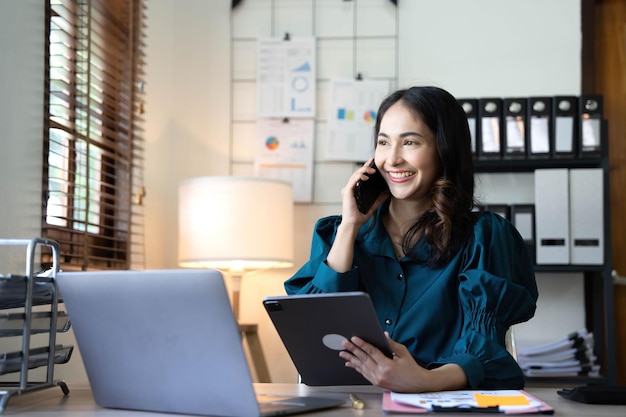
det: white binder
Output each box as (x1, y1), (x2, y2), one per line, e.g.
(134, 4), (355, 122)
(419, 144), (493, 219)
(535, 169), (570, 264)
(569, 168), (604, 264)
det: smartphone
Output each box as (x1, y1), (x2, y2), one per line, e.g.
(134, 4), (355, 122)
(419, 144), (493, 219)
(354, 162), (388, 214)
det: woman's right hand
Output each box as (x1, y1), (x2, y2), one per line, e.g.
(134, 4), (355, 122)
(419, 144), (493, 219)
(325, 158), (388, 273)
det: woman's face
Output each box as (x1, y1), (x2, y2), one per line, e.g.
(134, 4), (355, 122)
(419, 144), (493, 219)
(374, 101), (440, 205)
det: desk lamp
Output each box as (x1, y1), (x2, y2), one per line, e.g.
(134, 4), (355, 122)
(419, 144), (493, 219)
(177, 176), (294, 320)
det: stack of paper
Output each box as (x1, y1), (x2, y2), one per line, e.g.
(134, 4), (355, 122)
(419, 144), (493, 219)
(517, 329), (600, 377)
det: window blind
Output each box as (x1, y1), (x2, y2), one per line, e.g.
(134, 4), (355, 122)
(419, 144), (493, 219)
(43, 0), (146, 270)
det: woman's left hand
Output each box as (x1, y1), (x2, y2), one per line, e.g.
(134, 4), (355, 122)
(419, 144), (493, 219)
(339, 333), (425, 392)
(339, 333), (467, 393)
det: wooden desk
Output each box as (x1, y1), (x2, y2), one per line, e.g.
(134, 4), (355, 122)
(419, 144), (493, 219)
(1, 382), (625, 416)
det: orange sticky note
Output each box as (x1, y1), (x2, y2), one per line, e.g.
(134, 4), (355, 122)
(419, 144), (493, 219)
(474, 393), (530, 407)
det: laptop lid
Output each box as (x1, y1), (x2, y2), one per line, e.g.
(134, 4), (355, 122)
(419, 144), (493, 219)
(263, 292), (393, 386)
(57, 269), (344, 417)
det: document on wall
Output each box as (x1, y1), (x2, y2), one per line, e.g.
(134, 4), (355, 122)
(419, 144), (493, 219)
(254, 118), (314, 203)
(325, 79), (390, 162)
(257, 37), (316, 118)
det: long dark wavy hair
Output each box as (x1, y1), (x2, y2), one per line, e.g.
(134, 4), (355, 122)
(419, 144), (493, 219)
(374, 86), (476, 266)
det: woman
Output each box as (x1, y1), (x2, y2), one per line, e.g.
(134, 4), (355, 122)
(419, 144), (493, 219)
(284, 86), (538, 393)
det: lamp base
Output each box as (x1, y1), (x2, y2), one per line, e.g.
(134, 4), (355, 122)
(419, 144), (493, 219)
(224, 272), (270, 382)
(229, 273), (242, 320)
(239, 323), (271, 382)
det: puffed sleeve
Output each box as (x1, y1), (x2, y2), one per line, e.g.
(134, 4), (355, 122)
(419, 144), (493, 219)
(284, 216), (361, 294)
(432, 212), (538, 389)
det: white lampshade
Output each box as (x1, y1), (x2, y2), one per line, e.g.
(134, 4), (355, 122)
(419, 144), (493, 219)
(178, 176), (294, 271)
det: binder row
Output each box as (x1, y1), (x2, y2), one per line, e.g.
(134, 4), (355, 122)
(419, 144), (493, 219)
(476, 167), (604, 266)
(459, 95), (604, 160)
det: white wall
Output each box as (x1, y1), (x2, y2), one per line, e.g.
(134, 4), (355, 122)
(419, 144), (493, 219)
(399, 0), (581, 97)
(144, 0), (232, 269)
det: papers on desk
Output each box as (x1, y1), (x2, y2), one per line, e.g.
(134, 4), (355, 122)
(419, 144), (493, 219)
(383, 390), (554, 414)
(517, 329), (600, 378)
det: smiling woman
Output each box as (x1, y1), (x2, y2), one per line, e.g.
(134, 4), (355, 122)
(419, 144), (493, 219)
(42, 0), (147, 270)
(284, 86), (538, 394)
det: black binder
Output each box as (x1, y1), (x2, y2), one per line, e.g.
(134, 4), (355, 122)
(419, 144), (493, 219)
(503, 98), (528, 158)
(578, 94), (603, 156)
(552, 96), (578, 158)
(458, 98), (479, 158)
(478, 98), (503, 159)
(527, 97), (552, 158)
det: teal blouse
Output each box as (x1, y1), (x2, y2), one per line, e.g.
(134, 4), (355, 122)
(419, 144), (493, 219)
(284, 208), (538, 389)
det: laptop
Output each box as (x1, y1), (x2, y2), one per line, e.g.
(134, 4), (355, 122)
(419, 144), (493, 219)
(263, 292), (393, 386)
(56, 269), (345, 417)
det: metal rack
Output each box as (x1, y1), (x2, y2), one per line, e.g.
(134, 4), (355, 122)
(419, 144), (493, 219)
(0, 238), (70, 413)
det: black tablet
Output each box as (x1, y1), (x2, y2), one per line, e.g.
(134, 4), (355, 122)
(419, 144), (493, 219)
(263, 291), (392, 386)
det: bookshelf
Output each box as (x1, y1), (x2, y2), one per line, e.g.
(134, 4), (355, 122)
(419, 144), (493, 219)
(474, 120), (616, 386)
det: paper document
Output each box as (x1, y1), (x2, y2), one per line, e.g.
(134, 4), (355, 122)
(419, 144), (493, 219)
(325, 79), (390, 161)
(254, 118), (314, 202)
(384, 389), (554, 414)
(257, 37), (316, 118)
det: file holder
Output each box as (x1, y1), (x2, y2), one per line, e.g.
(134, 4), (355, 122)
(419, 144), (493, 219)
(534, 169), (570, 265)
(511, 204), (536, 263)
(458, 98), (479, 157)
(552, 96), (578, 158)
(569, 168), (604, 264)
(579, 94), (603, 156)
(528, 97), (552, 158)
(478, 98), (503, 159)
